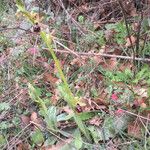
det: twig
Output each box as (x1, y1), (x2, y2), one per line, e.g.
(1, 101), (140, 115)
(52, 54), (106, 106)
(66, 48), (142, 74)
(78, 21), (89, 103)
(141, 32), (148, 52)
(117, 0), (136, 66)
(54, 40), (80, 57)
(117, 0), (135, 52)
(122, 109), (150, 122)
(116, 141), (138, 147)
(44, 48), (150, 62)
(57, 0), (86, 35)
(0, 27), (30, 32)
(135, 11), (143, 55)
(3, 123), (32, 150)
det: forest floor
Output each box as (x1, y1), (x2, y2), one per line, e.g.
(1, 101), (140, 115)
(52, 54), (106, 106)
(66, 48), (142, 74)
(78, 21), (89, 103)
(0, 0), (150, 150)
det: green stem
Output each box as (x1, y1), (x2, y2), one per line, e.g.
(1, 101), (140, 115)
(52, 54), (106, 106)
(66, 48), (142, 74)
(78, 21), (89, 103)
(41, 32), (77, 108)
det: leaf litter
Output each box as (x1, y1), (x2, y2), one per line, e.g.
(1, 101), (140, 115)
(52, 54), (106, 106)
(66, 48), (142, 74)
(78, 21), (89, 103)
(0, 0), (150, 149)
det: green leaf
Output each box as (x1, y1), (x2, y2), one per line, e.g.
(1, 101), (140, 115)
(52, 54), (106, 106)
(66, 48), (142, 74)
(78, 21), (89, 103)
(57, 111), (100, 122)
(31, 129), (44, 145)
(0, 102), (10, 112)
(74, 129), (83, 149)
(46, 106), (57, 130)
(105, 23), (117, 30)
(73, 114), (91, 141)
(88, 126), (101, 143)
(78, 15), (84, 23)
(16, 0), (25, 10)
(0, 121), (10, 130)
(0, 134), (6, 146)
(78, 111), (98, 120)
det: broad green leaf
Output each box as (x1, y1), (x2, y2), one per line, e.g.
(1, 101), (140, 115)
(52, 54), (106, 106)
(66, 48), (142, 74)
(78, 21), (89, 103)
(74, 129), (83, 149)
(0, 102), (10, 111)
(57, 113), (73, 122)
(74, 114), (90, 141)
(0, 121), (12, 130)
(31, 129), (44, 145)
(57, 111), (100, 122)
(78, 111), (99, 120)
(46, 106), (57, 130)
(88, 126), (101, 143)
(16, 0), (25, 10)
(78, 15), (84, 23)
(0, 135), (6, 146)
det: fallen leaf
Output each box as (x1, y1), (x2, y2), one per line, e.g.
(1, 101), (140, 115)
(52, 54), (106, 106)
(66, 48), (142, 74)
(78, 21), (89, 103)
(133, 99), (145, 107)
(92, 56), (103, 65)
(140, 103), (147, 109)
(70, 56), (88, 66)
(103, 58), (118, 70)
(17, 142), (30, 150)
(88, 116), (102, 126)
(21, 115), (30, 125)
(43, 73), (58, 84)
(30, 112), (39, 124)
(125, 36), (136, 47)
(128, 122), (143, 139)
(104, 29), (115, 41)
(132, 22), (139, 31)
(51, 88), (60, 105)
(133, 87), (148, 98)
(42, 138), (72, 150)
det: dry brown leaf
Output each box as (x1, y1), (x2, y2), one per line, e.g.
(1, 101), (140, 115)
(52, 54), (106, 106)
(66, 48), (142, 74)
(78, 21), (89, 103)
(43, 73), (58, 84)
(30, 112), (39, 124)
(93, 23), (101, 30)
(17, 142), (30, 150)
(140, 103), (147, 109)
(70, 56), (87, 66)
(21, 115), (30, 125)
(128, 122), (143, 139)
(132, 23), (139, 31)
(133, 87), (148, 98)
(42, 138), (72, 150)
(88, 116), (102, 126)
(119, 62), (132, 71)
(104, 58), (118, 70)
(92, 56), (103, 65)
(51, 88), (60, 105)
(125, 36), (136, 47)
(104, 29), (115, 41)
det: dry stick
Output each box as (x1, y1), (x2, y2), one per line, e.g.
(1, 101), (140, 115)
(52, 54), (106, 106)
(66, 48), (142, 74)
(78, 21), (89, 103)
(54, 40), (80, 57)
(117, 0), (136, 66)
(122, 109), (150, 122)
(31, 121), (100, 149)
(45, 48), (150, 62)
(0, 27), (29, 32)
(30, 121), (68, 144)
(139, 117), (150, 135)
(57, 0), (86, 35)
(141, 32), (148, 53)
(3, 123), (32, 150)
(135, 11), (143, 55)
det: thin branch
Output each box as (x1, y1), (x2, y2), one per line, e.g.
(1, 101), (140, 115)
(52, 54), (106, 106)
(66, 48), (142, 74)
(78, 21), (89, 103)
(135, 11), (143, 55)
(117, 0), (136, 64)
(0, 27), (30, 32)
(57, 0), (86, 35)
(54, 39), (80, 57)
(122, 109), (150, 122)
(44, 48), (150, 62)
